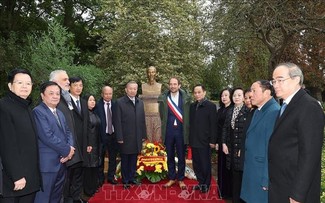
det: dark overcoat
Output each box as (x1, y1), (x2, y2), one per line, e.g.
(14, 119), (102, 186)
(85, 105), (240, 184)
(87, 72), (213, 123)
(57, 96), (83, 167)
(221, 105), (249, 171)
(0, 91), (41, 197)
(268, 89), (325, 203)
(70, 97), (90, 166)
(189, 99), (217, 147)
(86, 110), (101, 167)
(114, 96), (147, 154)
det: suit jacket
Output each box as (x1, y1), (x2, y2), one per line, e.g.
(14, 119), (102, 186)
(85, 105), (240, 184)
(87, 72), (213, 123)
(70, 97), (90, 167)
(33, 102), (73, 173)
(268, 89), (325, 203)
(158, 89), (191, 144)
(241, 98), (280, 203)
(189, 99), (217, 148)
(114, 96), (147, 154)
(57, 96), (82, 167)
(0, 91), (41, 197)
(94, 98), (116, 141)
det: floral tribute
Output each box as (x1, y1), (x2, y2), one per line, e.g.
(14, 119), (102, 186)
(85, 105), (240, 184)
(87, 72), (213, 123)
(136, 141), (168, 183)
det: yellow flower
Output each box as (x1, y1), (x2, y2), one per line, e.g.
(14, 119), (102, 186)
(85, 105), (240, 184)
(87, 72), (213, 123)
(154, 164), (163, 173)
(163, 161), (168, 171)
(137, 165), (144, 175)
(147, 143), (155, 148)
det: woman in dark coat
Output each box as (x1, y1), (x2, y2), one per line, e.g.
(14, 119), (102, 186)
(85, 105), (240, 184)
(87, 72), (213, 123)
(0, 69), (41, 202)
(82, 94), (101, 198)
(216, 88), (233, 199)
(221, 87), (249, 203)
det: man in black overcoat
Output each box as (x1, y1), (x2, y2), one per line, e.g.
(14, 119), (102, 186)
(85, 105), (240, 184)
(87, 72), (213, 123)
(114, 81), (147, 189)
(67, 76), (90, 202)
(268, 62), (325, 203)
(0, 69), (41, 202)
(189, 85), (217, 193)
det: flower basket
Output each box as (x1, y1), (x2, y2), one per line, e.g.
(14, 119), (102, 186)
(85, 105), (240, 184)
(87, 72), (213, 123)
(136, 142), (168, 183)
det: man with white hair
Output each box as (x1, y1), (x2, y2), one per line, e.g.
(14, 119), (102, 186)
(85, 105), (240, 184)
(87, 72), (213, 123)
(50, 70), (83, 202)
(268, 63), (324, 203)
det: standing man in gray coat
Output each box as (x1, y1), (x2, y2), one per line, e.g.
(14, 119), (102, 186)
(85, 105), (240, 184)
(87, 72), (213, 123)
(114, 81), (147, 189)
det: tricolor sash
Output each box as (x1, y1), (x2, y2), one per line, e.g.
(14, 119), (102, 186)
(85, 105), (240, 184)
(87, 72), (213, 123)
(167, 95), (183, 123)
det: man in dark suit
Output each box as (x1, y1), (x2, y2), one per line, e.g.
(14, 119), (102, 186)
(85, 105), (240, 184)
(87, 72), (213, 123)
(268, 62), (325, 203)
(114, 81), (147, 189)
(189, 85), (217, 193)
(33, 81), (75, 203)
(95, 86), (118, 185)
(68, 76), (90, 202)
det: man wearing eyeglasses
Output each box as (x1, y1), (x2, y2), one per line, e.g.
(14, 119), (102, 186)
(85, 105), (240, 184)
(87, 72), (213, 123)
(268, 62), (325, 203)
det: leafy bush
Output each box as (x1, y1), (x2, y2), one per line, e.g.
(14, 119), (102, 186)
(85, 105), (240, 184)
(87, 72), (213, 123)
(16, 21), (107, 103)
(65, 65), (108, 99)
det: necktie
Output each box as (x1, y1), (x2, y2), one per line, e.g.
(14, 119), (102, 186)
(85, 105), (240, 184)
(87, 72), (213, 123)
(132, 98), (135, 105)
(53, 109), (61, 127)
(280, 102), (287, 116)
(106, 102), (113, 134)
(76, 100), (81, 112)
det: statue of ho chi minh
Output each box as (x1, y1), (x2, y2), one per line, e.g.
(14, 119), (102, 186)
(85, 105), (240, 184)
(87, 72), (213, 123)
(140, 66), (162, 142)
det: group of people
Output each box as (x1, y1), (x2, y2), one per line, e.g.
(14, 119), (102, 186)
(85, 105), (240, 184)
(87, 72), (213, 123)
(216, 63), (324, 203)
(0, 62), (324, 203)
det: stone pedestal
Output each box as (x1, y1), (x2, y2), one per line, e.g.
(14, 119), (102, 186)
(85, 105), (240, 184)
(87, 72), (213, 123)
(139, 94), (162, 142)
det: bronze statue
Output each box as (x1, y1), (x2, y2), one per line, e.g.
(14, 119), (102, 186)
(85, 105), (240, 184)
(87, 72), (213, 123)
(140, 66), (162, 142)
(141, 66), (162, 96)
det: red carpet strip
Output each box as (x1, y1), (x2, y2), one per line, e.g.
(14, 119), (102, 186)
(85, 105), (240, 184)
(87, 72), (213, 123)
(89, 178), (226, 203)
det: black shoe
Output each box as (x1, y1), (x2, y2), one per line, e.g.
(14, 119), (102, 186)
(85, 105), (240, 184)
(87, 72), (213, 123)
(73, 199), (88, 203)
(123, 184), (130, 189)
(107, 179), (118, 185)
(129, 180), (141, 185)
(193, 185), (201, 190)
(200, 185), (210, 193)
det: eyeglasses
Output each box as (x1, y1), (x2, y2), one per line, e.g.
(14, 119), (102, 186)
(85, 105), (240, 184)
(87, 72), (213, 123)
(270, 77), (291, 85)
(13, 81), (33, 86)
